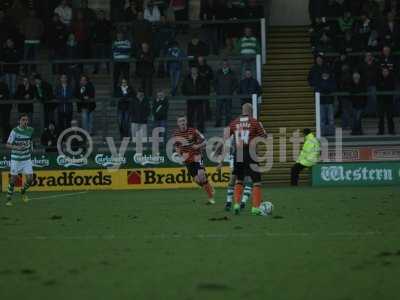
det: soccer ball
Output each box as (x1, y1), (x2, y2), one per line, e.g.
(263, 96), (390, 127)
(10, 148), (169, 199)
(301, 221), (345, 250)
(259, 201), (274, 216)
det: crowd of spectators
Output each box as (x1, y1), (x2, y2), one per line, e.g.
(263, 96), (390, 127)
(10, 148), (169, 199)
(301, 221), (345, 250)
(0, 0), (264, 145)
(308, 0), (400, 136)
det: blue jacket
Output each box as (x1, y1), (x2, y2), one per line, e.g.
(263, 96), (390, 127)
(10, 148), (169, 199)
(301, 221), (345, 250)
(166, 46), (185, 72)
(55, 84), (74, 114)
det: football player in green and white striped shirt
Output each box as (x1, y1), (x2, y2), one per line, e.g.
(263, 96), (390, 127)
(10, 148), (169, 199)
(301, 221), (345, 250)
(5, 114), (34, 206)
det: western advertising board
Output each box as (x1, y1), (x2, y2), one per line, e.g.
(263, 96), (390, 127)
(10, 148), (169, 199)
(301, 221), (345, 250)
(1, 167), (230, 192)
(312, 162), (400, 186)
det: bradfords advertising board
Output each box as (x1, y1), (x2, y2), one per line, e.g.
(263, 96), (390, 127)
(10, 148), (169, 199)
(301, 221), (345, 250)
(312, 162), (400, 186)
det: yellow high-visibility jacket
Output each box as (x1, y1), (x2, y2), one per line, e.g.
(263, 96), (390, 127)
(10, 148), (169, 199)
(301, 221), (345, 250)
(297, 133), (320, 167)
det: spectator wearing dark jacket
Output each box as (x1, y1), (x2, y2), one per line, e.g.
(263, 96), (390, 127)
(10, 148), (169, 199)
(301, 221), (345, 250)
(55, 74), (74, 131)
(187, 34), (209, 67)
(350, 72), (367, 135)
(92, 10), (112, 74)
(33, 75), (55, 127)
(112, 32), (132, 90)
(64, 33), (82, 88)
(136, 43), (155, 97)
(359, 52), (379, 116)
(41, 122), (59, 153)
(338, 63), (353, 129)
(379, 45), (396, 72)
(2, 38), (21, 96)
(153, 90), (169, 142)
(214, 60), (238, 126)
(308, 54), (326, 88)
(166, 41), (185, 96)
(0, 80), (11, 143)
(115, 78), (134, 138)
(76, 75), (96, 134)
(239, 69), (261, 104)
(377, 67), (396, 134)
(15, 76), (35, 118)
(130, 89), (151, 149)
(380, 12), (400, 50)
(48, 13), (68, 74)
(181, 66), (210, 132)
(315, 71), (337, 136)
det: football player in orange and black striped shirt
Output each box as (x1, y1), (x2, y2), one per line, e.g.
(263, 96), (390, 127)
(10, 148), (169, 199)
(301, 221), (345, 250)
(224, 103), (267, 215)
(173, 116), (215, 204)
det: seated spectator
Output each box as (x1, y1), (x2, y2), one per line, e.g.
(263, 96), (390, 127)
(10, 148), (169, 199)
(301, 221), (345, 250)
(115, 78), (135, 139)
(0, 80), (11, 143)
(359, 52), (379, 116)
(55, 74), (74, 131)
(40, 122), (59, 153)
(239, 69), (261, 104)
(136, 42), (155, 97)
(112, 31), (132, 90)
(33, 75), (55, 127)
(315, 70), (337, 136)
(308, 54), (326, 88)
(144, 0), (161, 23)
(236, 27), (261, 78)
(379, 45), (396, 72)
(167, 41), (185, 96)
(125, 0), (139, 21)
(92, 10), (112, 74)
(377, 67), (396, 135)
(214, 60), (238, 126)
(54, 0), (73, 27)
(152, 90), (169, 141)
(181, 66), (209, 132)
(130, 89), (151, 151)
(354, 12), (373, 50)
(21, 9), (44, 73)
(380, 12), (400, 50)
(76, 75), (96, 134)
(15, 76), (35, 121)
(187, 34), (209, 67)
(2, 38), (21, 97)
(48, 13), (68, 74)
(337, 11), (354, 34)
(350, 72), (367, 135)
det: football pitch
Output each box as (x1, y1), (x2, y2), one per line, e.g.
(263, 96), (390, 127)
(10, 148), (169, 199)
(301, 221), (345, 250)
(1, 186), (399, 300)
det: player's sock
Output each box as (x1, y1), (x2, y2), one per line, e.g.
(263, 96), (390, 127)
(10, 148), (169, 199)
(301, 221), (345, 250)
(226, 186), (234, 203)
(7, 183), (15, 199)
(203, 182), (215, 204)
(241, 183), (252, 204)
(234, 183), (243, 204)
(252, 185), (262, 208)
(21, 182), (31, 195)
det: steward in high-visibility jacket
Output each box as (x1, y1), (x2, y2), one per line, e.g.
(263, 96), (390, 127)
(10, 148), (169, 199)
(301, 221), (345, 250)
(291, 128), (320, 185)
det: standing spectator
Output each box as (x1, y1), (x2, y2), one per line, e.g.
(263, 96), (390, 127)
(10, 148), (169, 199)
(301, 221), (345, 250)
(41, 122), (59, 153)
(55, 74), (74, 131)
(144, 0), (161, 23)
(214, 60), (238, 126)
(239, 69), (261, 104)
(381, 12), (400, 50)
(0, 80), (11, 143)
(338, 11), (354, 34)
(235, 27), (261, 78)
(377, 67), (396, 135)
(181, 66), (209, 132)
(379, 45), (396, 72)
(33, 75), (55, 127)
(166, 41), (185, 96)
(92, 10), (112, 74)
(112, 31), (132, 89)
(54, 0), (73, 27)
(200, 0), (219, 55)
(132, 11), (153, 49)
(65, 33), (82, 88)
(315, 71), (337, 136)
(359, 52), (379, 116)
(48, 13), (68, 74)
(2, 38), (21, 97)
(136, 42), (155, 97)
(152, 90), (169, 141)
(125, 0), (139, 21)
(196, 56), (213, 118)
(130, 89), (151, 150)
(354, 12), (373, 50)
(76, 75), (96, 134)
(21, 9), (44, 73)
(308, 54), (326, 88)
(115, 78), (134, 139)
(187, 34), (209, 67)
(350, 72), (367, 135)
(15, 76), (35, 120)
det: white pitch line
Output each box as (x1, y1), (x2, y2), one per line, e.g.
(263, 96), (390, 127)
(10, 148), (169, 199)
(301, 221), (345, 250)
(30, 191), (88, 200)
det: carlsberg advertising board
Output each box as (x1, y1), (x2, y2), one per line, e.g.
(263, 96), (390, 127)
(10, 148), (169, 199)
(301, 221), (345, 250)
(312, 162), (400, 186)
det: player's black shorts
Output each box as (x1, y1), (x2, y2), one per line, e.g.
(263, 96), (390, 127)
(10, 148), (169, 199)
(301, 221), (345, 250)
(186, 161), (205, 178)
(232, 150), (261, 182)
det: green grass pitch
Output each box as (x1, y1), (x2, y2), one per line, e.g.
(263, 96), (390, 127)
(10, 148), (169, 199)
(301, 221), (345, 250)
(1, 186), (400, 300)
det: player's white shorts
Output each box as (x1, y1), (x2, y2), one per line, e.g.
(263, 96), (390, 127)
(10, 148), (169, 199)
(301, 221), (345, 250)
(10, 160), (33, 176)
